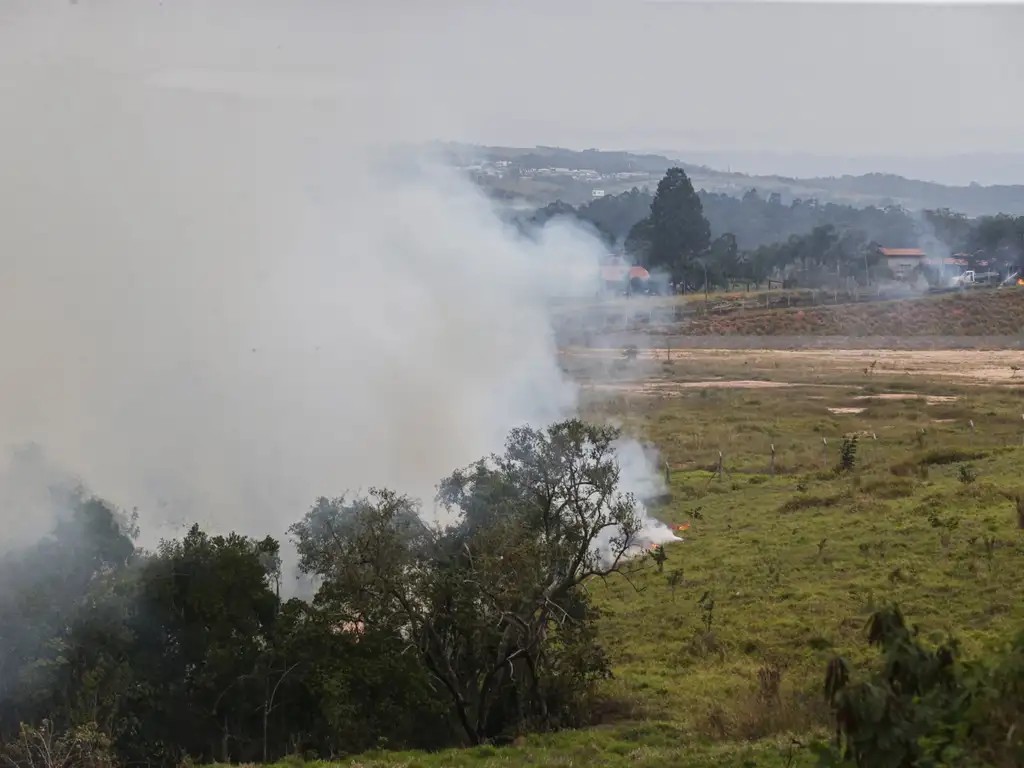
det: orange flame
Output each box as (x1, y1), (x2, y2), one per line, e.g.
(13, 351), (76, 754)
(672, 523), (691, 532)
(1017, 278), (1024, 286)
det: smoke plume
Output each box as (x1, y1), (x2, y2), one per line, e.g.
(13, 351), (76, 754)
(0, 2), (671, 582)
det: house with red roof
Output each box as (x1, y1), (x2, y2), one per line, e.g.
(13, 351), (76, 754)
(877, 247), (928, 280)
(600, 257), (650, 294)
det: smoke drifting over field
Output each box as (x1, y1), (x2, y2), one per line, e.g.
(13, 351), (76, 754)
(0, 2), (674, 579)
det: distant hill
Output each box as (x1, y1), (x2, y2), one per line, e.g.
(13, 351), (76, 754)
(440, 143), (1024, 216)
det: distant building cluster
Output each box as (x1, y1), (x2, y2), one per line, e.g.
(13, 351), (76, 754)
(877, 246), (1005, 286)
(458, 160), (655, 186)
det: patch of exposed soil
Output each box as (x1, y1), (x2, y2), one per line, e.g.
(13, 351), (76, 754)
(564, 347), (1024, 386)
(854, 394), (960, 404)
(584, 380), (796, 395)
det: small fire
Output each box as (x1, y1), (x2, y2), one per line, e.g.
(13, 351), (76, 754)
(1017, 278), (1024, 286)
(672, 523), (691, 532)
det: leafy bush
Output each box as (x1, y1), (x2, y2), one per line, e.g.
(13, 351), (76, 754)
(816, 606), (1024, 767)
(958, 463), (978, 485)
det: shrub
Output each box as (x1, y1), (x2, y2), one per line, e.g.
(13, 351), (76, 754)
(837, 436), (858, 473)
(0, 721), (117, 768)
(816, 606), (1024, 767)
(958, 463), (978, 485)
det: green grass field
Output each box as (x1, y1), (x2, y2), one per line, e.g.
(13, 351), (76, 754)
(237, 349), (1024, 768)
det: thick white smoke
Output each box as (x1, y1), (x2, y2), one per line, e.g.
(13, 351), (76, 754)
(0, 444), (84, 557)
(0, 2), (671, 580)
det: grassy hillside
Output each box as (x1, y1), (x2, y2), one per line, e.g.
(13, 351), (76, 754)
(243, 355), (1024, 767)
(680, 288), (1024, 337)
(554, 287), (1024, 341)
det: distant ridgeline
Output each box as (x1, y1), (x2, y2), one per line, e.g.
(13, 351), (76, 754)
(454, 144), (1024, 217)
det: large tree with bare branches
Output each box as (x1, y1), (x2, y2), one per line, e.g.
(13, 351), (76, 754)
(288, 419), (641, 744)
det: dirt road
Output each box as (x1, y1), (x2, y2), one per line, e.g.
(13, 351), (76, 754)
(562, 347), (1024, 386)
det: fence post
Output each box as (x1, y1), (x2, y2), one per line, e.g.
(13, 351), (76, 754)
(717, 450), (724, 481)
(770, 443), (776, 476)
(822, 437), (829, 467)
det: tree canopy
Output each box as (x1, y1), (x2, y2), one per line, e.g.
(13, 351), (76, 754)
(0, 421), (643, 765)
(289, 421), (638, 745)
(518, 172), (1024, 291)
(626, 168), (712, 283)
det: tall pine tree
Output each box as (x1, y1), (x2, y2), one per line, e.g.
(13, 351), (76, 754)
(627, 168), (711, 284)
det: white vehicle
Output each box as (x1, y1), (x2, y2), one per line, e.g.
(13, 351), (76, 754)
(955, 270), (977, 286)
(955, 270), (1000, 287)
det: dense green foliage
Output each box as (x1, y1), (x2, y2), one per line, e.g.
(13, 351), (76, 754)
(521, 171), (1024, 290)
(818, 606), (1023, 767)
(0, 421), (639, 766)
(625, 168), (712, 284)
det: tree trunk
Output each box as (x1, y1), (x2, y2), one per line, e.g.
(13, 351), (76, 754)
(420, 642), (479, 745)
(263, 677), (269, 763)
(221, 717), (230, 764)
(475, 625), (520, 738)
(523, 652), (548, 726)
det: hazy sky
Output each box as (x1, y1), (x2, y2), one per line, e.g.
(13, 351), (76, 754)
(0, 0), (1018, 551)
(1, 1), (1022, 164)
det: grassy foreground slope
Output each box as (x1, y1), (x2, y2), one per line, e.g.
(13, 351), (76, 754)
(245, 359), (1024, 768)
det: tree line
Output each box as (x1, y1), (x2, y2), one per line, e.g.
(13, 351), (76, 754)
(0, 421), (640, 766)
(521, 170), (1024, 290)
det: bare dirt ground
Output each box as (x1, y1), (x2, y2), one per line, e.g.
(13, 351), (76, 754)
(750, 349), (1024, 383)
(584, 380), (795, 395)
(562, 347), (1024, 388)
